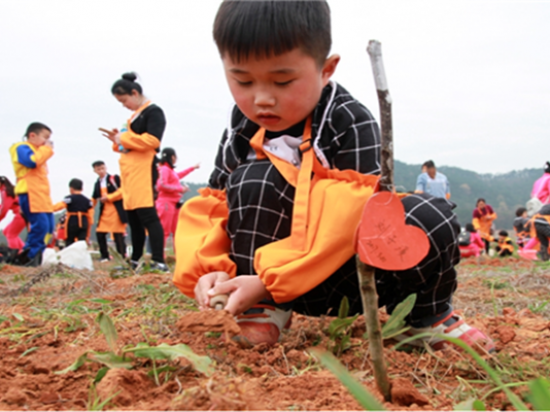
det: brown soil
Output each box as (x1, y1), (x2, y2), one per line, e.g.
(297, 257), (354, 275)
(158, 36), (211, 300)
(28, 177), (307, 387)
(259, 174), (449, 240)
(0, 257), (549, 410)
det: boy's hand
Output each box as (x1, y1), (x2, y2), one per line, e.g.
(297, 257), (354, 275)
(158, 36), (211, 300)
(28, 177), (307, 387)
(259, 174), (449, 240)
(207, 276), (271, 316)
(194, 271), (230, 310)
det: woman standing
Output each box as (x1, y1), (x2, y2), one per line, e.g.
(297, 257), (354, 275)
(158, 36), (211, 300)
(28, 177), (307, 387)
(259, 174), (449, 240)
(472, 198), (497, 254)
(155, 147), (199, 248)
(100, 72), (168, 272)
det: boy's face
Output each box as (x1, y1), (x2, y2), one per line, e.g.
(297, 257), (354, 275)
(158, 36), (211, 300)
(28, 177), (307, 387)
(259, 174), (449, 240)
(28, 129), (51, 147)
(222, 48), (339, 132)
(93, 165), (107, 178)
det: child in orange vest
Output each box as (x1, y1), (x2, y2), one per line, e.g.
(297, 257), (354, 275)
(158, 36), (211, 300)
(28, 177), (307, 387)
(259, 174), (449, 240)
(9, 122), (54, 267)
(91, 161), (128, 262)
(496, 230), (514, 257)
(173, 0), (494, 353)
(54, 179), (94, 247)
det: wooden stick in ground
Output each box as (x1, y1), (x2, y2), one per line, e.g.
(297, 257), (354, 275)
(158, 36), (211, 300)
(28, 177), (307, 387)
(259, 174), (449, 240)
(355, 39), (394, 402)
(368, 40), (394, 192)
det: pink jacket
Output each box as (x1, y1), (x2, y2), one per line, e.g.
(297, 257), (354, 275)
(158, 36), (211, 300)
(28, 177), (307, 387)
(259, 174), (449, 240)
(532, 173), (550, 204)
(470, 231), (485, 249)
(156, 164), (195, 203)
(0, 188), (19, 221)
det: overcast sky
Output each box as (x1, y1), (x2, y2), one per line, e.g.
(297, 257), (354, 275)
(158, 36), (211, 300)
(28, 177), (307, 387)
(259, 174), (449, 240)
(1, 0), (549, 216)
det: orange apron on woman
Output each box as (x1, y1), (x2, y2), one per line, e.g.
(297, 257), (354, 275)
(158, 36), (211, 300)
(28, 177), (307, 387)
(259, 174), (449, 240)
(113, 101), (160, 210)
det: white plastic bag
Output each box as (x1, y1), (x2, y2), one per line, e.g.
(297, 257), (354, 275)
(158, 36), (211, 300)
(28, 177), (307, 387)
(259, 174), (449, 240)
(42, 240), (93, 270)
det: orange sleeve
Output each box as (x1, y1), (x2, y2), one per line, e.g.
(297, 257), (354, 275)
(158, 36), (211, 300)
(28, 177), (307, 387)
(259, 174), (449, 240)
(172, 188), (237, 298)
(53, 201), (66, 212)
(472, 217), (481, 230)
(32, 145), (54, 166)
(119, 131), (160, 152)
(106, 188), (123, 202)
(112, 142), (121, 153)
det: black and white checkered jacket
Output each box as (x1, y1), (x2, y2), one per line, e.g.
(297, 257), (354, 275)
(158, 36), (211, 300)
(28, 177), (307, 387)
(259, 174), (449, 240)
(208, 81), (381, 190)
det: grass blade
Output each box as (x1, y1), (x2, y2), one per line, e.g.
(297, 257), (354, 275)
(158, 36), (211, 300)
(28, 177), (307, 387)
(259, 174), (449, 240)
(96, 312), (118, 352)
(55, 352), (89, 374)
(381, 293), (416, 338)
(123, 342), (213, 376)
(528, 378), (550, 411)
(394, 333), (528, 411)
(88, 352), (133, 369)
(310, 349), (385, 411)
(338, 296), (350, 319)
(19, 346), (39, 358)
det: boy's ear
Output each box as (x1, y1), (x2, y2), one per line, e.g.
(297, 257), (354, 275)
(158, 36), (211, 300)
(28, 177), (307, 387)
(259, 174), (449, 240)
(321, 54), (340, 85)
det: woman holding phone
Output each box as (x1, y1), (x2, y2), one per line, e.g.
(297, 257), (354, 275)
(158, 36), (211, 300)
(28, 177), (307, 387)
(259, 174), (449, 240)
(100, 72), (168, 272)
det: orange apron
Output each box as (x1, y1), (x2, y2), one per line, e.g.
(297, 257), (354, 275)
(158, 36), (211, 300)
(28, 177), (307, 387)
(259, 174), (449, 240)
(114, 101), (160, 210)
(96, 187), (126, 233)
(173, 119), (378, 303)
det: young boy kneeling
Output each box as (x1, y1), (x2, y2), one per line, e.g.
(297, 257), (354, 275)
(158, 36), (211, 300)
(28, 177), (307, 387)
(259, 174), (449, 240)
(173, 1), (494, 352)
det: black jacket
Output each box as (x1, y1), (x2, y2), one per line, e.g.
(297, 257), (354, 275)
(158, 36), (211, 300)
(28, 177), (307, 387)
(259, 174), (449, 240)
(92, 174), (128, 224)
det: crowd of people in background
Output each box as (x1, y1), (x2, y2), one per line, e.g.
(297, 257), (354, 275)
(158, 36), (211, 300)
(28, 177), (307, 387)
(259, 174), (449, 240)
(0, 73), (198, 268)
(413, 159), (550, 262)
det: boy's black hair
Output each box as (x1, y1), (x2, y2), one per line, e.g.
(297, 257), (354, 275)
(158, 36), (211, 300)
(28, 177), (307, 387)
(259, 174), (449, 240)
(25, 122), (51, 138)
(422, 160), (435, 169)
(92, 161), (105, 168)
(515, 207), (527, 217)
(476, 198), (486, 206)
(111, 72), (143, 96)
(465, 223), (476, 233)
(69, 178), (83, 191)
(213, 0), (331, 66)
(0, 176), (15, 198)
(498, 230), (508, 237)
(545, 161), (550, 174)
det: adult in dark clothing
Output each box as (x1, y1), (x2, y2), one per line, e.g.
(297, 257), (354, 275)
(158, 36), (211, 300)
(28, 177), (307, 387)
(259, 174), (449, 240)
(91, 161), (128, 261)
(100, 72), (168, 272)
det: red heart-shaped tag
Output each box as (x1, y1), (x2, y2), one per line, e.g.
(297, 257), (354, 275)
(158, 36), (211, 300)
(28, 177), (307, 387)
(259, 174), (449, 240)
(356, 192), (430, 271)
